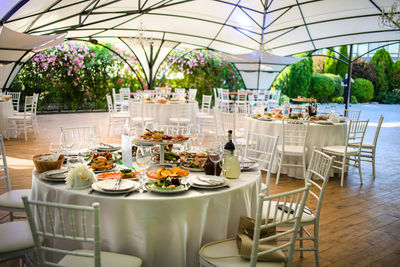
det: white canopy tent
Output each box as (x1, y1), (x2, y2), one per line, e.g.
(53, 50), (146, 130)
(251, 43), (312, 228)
(0, 26), (66, 89)
(0, 0), (398, 89)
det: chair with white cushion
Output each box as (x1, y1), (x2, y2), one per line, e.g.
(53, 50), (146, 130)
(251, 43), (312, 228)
(322, 119), (369, 187)
(0, 221), (36, 265)
(270, 149), (333, 267)
(188, 88), (197, 101)
(130, 99), (154, 135)
(197, 95), (214, 133)
(22, 197), (142, 267)
(9, 92), (21, 112)
(244, 132), (279, 195)
(199, 184), (311, 267)
(106, 94), (130, 136)
(359, 115), (383, 178)
(0, 135), (30, 221)
(169, 103), (192, 127)
(276, 119), (309, 184)
(343, 109), (361, 122)
(7, 95), (37, 141)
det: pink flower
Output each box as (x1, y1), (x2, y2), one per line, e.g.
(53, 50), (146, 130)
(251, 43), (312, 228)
(118, 78), (122, 83)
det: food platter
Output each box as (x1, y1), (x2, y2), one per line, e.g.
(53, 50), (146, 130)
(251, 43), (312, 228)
(96, 170), (137, 180)
(146, 165), (189, 179)
(145, 179), (189, 194)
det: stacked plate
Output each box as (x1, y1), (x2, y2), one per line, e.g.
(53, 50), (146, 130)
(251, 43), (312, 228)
(39, 169), (68, 182)
(239, 158), (259, 171)
(97, 143), (121, 152)
(188, 175), (228, 189)
(91, 180), (139, 194)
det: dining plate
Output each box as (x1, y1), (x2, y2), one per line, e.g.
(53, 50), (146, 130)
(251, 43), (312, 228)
(314, 121), (334, 125)
(97, 179), (136, 191)
(91, 181), (139, 194)
(179, 165), (204, 172)
(39, 169), (68, 182)
(241, 162), (259, 171)
(145, 181), (189, 194)
(90, 164), (116, 174)
(187, 176), (228, 189)
(96, 172), (138, 181)
(97, 143), (121, 152)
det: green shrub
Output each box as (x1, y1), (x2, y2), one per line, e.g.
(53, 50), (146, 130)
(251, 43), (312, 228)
(309, 73), (335, 103)
(392, 60), (400, 90)
(352, 59), (378, 85)
(351, 95), (358, 104)
(286, 57), (313, 98)
(351, 78), (374, 103)
(332, 96), (344, 104)
(336, 45), (349, 78)
(324, 48), (337, 74)
(370, 48), (394, 98)
(279, 93), (290, 105)
(324, 73), (343, 99)
(375, 89), (400, 104)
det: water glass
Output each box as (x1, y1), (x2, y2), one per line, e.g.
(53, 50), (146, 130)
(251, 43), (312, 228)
(49, 142), (62, 161)
(61, 131), (74, 156)
(67, 156), (84, 170)
(136, 146), (153, 193)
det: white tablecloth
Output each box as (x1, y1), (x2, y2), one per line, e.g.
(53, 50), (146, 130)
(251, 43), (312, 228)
(31, 170), (261, 267)
(0, 100), (15, 138)
(245, 117), (347, 178)
(142, 102), (198, 125)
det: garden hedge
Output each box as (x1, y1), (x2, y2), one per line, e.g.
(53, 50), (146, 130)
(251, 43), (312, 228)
(351, 78), (374, 103)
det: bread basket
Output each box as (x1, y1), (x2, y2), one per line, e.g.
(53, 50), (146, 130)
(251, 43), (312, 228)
(33, 154), (65, 173)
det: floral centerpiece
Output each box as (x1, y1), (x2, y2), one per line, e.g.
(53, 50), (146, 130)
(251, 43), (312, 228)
(66, 164), (96, 189)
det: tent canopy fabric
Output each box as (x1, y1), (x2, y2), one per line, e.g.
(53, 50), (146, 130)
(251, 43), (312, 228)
(0, 26), (66, 89)
(0, 0), (399, 89)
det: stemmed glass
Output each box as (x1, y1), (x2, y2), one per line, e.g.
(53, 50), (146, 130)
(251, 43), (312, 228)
(49, 142), (62, 161)
(197, 132), (205, 148)
(60, 131), (74, 157)
(136, 146), (153, 193)
(208, 143), (223, 176)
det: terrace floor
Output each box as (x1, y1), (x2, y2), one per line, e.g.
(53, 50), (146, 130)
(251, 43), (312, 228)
(1, 103), (400, 267)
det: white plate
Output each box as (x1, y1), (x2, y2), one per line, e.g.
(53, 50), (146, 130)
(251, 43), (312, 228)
(96, 179), (137, 191)
(145, 181), (189, 194)
(257, 117), (272, 121)
(314, 121), (334, 125)
(91, 181), (139, 194)
(97, 143), (121, 152)
(39, 170), (67, 182)
(241, 162), (259, 171)
(180, 165), (204, 172)
(187, 176), (229, 189)
(189, 175), (225, 186)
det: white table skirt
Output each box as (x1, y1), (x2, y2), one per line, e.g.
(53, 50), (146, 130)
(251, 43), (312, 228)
(0, 101), (15, 138)
(31, 170), (261, 267)
(142, 102), (198, 125)
(244, 117), (347, 178)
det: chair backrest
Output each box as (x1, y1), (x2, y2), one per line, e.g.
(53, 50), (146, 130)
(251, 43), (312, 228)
(32, 93), (39, 115)
(0, 135), (11, 192)
(24, 95), (35, 116)
(220, 89), (230, 101)
(244, 132), (279, 195)
(372, 115), (384, 147)
(106, 94), (114, 114)
(112, 92), (123, 112)
(346, 119), (369, 151)
(22, 197), (101, 267)
(188, 89), (197, 101)
(10, 92), (21, 112)
(281, 119), (309, 150)
(60, 126), (97, 151)
(304, 149), (333, 222)
(237, 89), (247, 102)
(271, 90), (280, 102)
(156, 124), (191, 135)
(201, 95), (212, 114)
(344, 109), (361, 121)
(175, 88), (186, 96)
(129, 99), (144, 119)
(250, 184), (311, 267)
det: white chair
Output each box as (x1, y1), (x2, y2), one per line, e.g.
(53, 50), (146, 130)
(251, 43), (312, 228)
(322, 120), (369, 187)
(199, 184), (311, 267)
(0, 135), (30, 221)
(213, 88), (219, 108)
(268, 90), (280, 110)
(7, 95), (37, 141)
(244, 132), (279, 195)
(9, 92), (21, 112)
(22, 197), (142, 267)
(106, 94), (130, 136)
(271, 149), (333, 267)
(219, 89), (233, 112)
(197, 95), (214, 133)
(60, 126), (97, 152)
(276, 119), (310, 184)
(358, 115), (384, 178)
(0, 221), (36, 265)
(169, 103), (193, 127)
(343, 109), (361, 121)
(129, 99), (154, 135)
(175, 88), (186, 96)
(112, 92), (125, 113)
(120, 88), (131, 112)
(188, 88), (197, 101)
(156, 124), (191, 135)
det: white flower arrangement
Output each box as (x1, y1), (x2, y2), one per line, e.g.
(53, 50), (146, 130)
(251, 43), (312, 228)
(66, 163), (96, 189)
(253, 106), (265, 115)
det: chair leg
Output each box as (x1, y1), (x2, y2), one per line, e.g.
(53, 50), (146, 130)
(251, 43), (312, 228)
(299, 226), (304, 258)
(302, 154), (307, 179)
(372, 150), (376, 179)
(340, 156), (346, 187)
(358, 154), (363, 184)
(276, 153), (283, 185)
(24, 122), (28, 142)
(314, 224), (320, 267)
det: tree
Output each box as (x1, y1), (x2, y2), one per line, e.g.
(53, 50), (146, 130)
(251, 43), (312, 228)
(309, 73), (336, 103)
(336, 45), (349, 78)
(370, 48), (394, 100)
(352, 59), (378, 85)
(286, 57), (313, 98)
(352, 78), (374, 103)
(324, 48), (337, 74)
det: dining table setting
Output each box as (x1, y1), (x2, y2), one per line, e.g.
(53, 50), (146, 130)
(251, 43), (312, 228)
(30, 127), (262, 267)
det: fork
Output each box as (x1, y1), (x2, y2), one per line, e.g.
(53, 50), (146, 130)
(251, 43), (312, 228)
(114, 179), (122, 190)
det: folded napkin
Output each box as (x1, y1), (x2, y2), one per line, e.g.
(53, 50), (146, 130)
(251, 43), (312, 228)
(37, 155), (54, 162)
(192, 175), (224, 186)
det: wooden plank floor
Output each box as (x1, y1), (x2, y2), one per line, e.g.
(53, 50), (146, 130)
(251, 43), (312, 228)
(1, 112), (399, 267)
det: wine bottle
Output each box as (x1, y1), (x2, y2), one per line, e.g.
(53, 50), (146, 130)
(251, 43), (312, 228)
(222, 130), (241, 179)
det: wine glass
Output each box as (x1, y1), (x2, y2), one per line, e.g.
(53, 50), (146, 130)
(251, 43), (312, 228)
(67, 155), (84, 170)
(197, 132), (205, 148)
(60, 131), (74, 157)
(49, 142), (62, 161)
(208, 143), (223, 176)
(136, 146), (153, 193)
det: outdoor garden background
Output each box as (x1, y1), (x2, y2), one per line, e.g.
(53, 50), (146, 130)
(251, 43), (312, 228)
(8, 41), (400, 112)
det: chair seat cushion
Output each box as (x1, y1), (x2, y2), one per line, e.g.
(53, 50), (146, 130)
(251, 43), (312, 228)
(277, 145), (305, 155)
(0, 189), (31, 209)
(262, 201), (315, 224)
(0, 221), (35, 253)
(199, 238), (285, 267)
(323, 146), (358, 155)
(58, 249), (142, 267)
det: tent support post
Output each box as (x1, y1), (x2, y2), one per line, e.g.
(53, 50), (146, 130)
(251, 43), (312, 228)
(345, 44), (353, 113)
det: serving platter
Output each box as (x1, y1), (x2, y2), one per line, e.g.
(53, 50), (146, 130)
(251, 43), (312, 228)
(145, 181), (189, 194)
(91, 180), (139, 194)
(39, 169), (68, 182)
(187, 176), (228, 189)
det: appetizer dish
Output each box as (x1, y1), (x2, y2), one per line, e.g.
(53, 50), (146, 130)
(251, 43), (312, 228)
(288, 113), (302, 120)
(120, 169), (136, 179)
(89, 156), (114, 172)
(147, 166), (189, 179)
(153, 151), (181, 164)
(180, 151), (208, 159)
(91, 151), (118, 161)
(310, 115), (328, 121)
(157, 99), (168, 104)
(181, 157), (206, 170)
(138, 131), (189, 143)
(152, 176), (182, 189)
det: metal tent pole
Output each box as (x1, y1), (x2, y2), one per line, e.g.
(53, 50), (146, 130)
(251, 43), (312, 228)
(345, 44), (353, 114)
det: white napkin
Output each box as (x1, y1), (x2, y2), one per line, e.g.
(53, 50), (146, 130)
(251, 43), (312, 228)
(191, 175), (224, 186)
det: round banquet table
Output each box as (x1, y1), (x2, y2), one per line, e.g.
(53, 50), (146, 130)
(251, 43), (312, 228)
(142, 101), (198, 125)
(0, 100), (16, 138)
(31, 169), (261, 267)
(244, 117), (347, 178)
